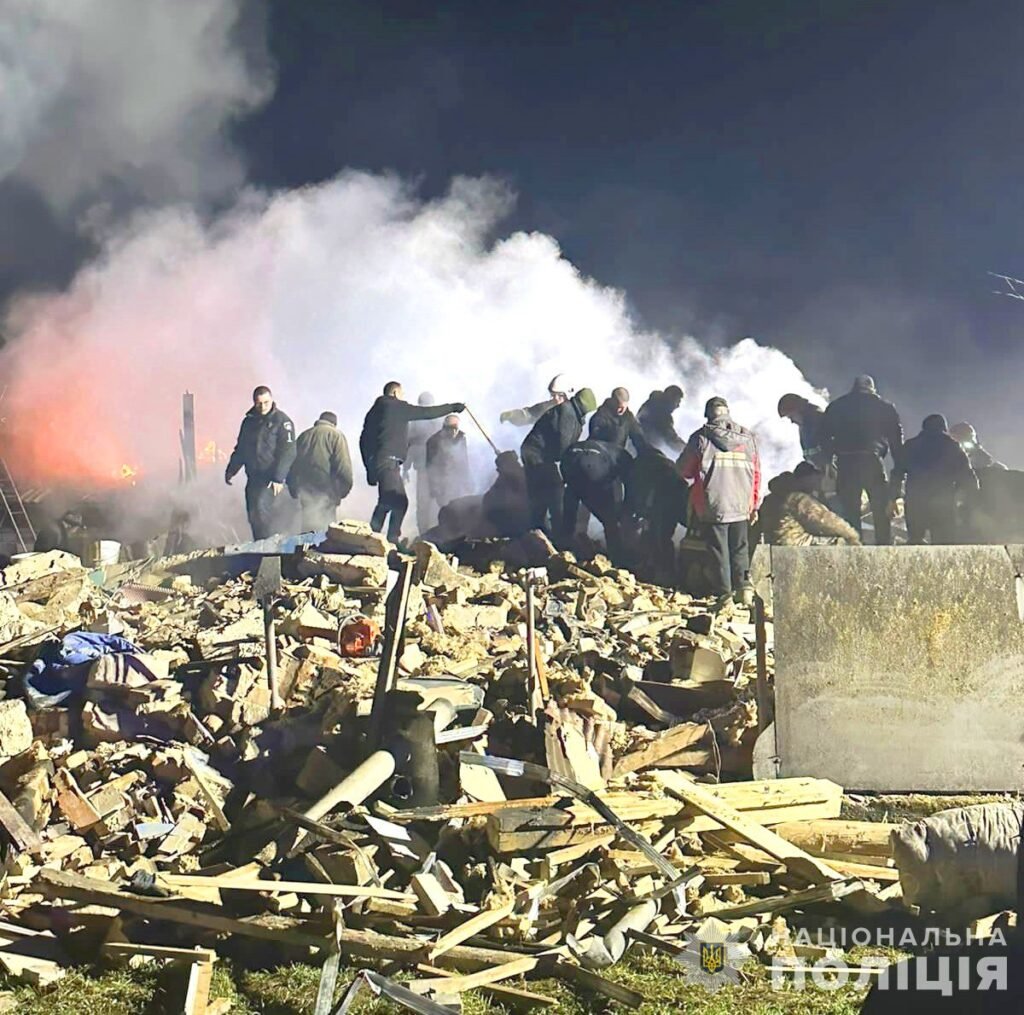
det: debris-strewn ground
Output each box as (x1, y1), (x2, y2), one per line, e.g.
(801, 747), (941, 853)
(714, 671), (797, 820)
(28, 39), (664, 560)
(0, 522), (935, 1011)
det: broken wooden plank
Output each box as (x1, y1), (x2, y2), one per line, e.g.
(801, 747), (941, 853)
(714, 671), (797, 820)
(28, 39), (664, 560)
(703, 879), (863, 921)
(428, 899), (516, 960)
(0, 788), (41, 854)
(182, 753), (230, 834)
(661, 773), (844, 885)
(414, 963), (557, 1011)
(36, 870), (326, 949)
(612, 722), (714, 776)
(160, 874), (412, 902)
(184, 950), (216, 1015)
(409, 955), (538, 995)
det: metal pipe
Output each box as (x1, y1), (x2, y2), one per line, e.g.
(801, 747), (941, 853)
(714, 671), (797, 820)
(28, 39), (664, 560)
(303, 750), (397, 823)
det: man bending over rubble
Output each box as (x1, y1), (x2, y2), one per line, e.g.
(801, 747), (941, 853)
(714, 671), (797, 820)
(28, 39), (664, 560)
(359, 381), (465, 544)
(754, 462), (860, 546)
(225, 386), (296, 541)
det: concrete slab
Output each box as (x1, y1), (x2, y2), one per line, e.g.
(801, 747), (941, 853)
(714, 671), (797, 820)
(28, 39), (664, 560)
(770, 544), (1024, 791)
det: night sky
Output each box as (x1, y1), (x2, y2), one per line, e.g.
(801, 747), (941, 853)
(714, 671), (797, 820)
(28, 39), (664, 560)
(9, 0), (1024, 457)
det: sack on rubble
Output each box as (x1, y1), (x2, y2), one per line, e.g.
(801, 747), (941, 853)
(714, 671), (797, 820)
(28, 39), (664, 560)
(891, 803), (1024, 920)
(23, 632), (138, 710)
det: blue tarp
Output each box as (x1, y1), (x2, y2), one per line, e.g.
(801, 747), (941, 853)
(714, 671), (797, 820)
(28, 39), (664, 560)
(24, 632), (138, 710)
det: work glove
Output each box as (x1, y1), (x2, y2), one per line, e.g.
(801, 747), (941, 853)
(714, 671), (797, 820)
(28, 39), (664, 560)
(499, 410), (514, 424)
(269, 482), (284, 496)
(451, 402), (467, 414)
(224, 470), (233, 486)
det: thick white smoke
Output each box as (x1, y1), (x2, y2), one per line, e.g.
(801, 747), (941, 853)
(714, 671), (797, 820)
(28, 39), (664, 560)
(0, 0), (271, 211)
(1, 171), (815, 527)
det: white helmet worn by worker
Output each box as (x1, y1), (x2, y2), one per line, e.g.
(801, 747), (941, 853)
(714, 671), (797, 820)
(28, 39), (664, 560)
(547, 373), (576, 400)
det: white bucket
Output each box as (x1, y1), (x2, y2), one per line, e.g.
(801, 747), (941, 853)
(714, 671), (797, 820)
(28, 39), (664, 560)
(90, 540), (122, 566)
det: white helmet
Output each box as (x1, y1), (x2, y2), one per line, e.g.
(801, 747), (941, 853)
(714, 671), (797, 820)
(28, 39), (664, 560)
(547, 373), (575, 399)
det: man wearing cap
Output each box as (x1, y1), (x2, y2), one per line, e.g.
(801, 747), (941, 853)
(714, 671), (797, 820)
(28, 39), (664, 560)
(287, 411), (354, 533)
(821, 375), (904, 544)
(678, 397), (760, 605)
(520, 387), (598, 536)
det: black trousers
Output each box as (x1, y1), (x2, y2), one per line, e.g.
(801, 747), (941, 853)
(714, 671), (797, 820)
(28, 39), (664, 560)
(562, 478), (623, 552)
(245, 477), (280, 541)
(705, 521), (750, 597)
(836, 452), (891, 545)
(524, 462), (564, 535)
(370, 461), (408, 542)
(905, 495), (957, 545)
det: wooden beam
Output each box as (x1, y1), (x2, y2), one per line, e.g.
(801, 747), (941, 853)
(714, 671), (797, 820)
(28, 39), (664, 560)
(409, 955), (538, 994)
(612, 723), (714, 776)
(36, 870), (326, 949)
(0, 788), (41, 853)
(428, 899), (516, 960)
(661, 774), (845, 885)
(705, 879), (864, 921)
(160, 874), (412, 901)
(414, 963), (557, 1011)
(184, 950), (216, 1015)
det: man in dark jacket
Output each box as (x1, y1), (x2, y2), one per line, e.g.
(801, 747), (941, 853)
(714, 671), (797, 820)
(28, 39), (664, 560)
(678, 397), (760, 604)
(225, 386), (297, 540)
(426, 415), (472, 510)
(520, 388), (598, 535)
(286, 412), (353, 533)
(406, 392), (439, 532)
(890, 415), (978, 544)
(637, 385), (685, 456)
(359, 381), (465, 543)
(777, 393), (830, 470)
(821, 375), (903, 545)
(588, 388), (651, 453)
(560, 439), (634, 556)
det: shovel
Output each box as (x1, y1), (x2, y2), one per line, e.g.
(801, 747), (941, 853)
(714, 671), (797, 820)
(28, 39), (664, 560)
(254, 556), (284, 713)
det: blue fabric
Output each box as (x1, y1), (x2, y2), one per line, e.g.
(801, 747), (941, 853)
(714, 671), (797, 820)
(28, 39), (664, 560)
(24, 632), (138, 710)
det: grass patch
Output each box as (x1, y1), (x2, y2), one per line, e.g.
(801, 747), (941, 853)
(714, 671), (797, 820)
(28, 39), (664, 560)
(4, 951), (873, 1015)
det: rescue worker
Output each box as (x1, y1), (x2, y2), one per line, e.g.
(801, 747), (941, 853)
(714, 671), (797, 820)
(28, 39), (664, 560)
(623, 450), (689, 584)
(588, 387), (650, 452)
(755, 463), (860, 546)
(225, 386), (296, 540)
(948, 422), (1005, 472)
(481, 451), (530, 537)
(500, 374), (573, 427)
(559, 439), (633, 556)
(34, 510), (86, 554)
(404, 392), (440, 532)
(777, 393), (830, 470)
(889, 414), (978, 544)
(286, 411), (353, 533)
(359, 382), (465, 544)
(821, 375), (903, 545)
(520, 387), (598, 535)
(678, 397), (760, 606)
(425, 414), (471, 510)
(637, 385), (685, 456)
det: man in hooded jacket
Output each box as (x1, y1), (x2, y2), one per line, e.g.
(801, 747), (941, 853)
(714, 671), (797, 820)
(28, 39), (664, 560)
(520, 387), (597, 535)
(821, 375), (903, 544)
(890, 414), (978, 544)
(287, 412), (353, 533)
(225, 385), (297, 540)
(678, 397), (760, 603)
(359, 382), (465, 543)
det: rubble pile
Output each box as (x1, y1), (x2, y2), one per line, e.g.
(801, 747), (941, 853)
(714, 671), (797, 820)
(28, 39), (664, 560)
(0, 522), (904, 1008)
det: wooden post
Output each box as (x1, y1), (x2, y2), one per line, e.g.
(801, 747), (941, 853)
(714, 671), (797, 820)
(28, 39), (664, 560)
(181, 392), (197, 483)
(525, 580), (538, 713)
(754, 593), (773, 733)
(368, 559), (415, 748)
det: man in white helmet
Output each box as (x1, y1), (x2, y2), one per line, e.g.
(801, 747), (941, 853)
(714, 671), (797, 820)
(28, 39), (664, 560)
(500, 374), (574, 427)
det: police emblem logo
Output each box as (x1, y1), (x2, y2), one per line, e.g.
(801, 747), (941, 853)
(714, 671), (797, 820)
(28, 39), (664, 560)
(700, 943), (725, 976)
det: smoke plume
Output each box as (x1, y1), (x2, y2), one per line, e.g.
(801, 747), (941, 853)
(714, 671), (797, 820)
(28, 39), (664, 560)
(0, 172), (815, 520)
(0, 0), (271, 212)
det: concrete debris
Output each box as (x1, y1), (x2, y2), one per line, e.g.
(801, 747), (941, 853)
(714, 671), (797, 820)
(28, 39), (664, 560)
(0, 522), (904, 1003)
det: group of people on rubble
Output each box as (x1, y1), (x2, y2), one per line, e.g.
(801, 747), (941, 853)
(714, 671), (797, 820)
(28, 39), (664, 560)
(221, 370), (1015, 607)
